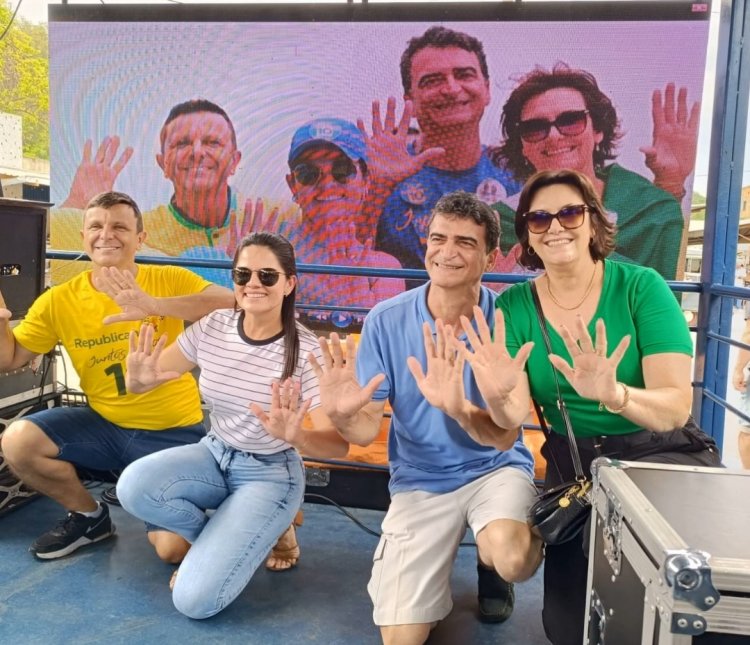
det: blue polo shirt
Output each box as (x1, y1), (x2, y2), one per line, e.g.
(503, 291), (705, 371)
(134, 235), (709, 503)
(356, 283), (533, 495)
(375, 148), (521, 278)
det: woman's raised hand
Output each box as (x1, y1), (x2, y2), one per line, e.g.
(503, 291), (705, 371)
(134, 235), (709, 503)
(308, 333), (384, 423)
(250, 379), (311, 446)
(125, 323), (182, 393)
(549, 316), (630, 405)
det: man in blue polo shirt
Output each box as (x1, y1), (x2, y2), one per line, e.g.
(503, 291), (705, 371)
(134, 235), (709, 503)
(310, 191), (542, 644)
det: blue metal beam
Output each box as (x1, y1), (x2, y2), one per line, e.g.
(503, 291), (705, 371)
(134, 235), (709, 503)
(696, 0), (750, 447)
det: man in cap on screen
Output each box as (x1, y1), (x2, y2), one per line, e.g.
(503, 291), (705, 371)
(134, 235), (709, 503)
(283, 117), (404, 327)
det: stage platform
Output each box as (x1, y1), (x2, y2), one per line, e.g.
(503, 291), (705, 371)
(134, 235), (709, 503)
(0, 484), (548, 644)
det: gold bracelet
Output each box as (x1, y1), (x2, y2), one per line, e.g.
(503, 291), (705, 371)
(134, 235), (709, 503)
(599, 382), (630, 414)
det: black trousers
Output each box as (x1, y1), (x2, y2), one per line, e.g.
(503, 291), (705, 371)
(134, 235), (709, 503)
(540, 423), (722, 645)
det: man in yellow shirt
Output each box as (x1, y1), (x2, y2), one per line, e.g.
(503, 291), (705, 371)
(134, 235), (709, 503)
(1, 191), (235, 560)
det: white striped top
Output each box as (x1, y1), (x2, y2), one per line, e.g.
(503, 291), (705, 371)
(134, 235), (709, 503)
(177, 308), (323, 454)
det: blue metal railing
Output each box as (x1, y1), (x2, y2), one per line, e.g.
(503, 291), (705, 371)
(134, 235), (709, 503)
(48, 248), (738, 466)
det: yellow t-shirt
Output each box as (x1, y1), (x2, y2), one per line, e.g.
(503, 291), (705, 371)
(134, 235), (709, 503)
(13, 265), (210, 429)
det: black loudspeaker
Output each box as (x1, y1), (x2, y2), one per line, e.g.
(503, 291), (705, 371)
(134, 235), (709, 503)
(0, 197), (51, 320)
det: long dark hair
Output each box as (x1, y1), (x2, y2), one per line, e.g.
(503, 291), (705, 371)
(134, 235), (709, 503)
(233, 232), (299, 380)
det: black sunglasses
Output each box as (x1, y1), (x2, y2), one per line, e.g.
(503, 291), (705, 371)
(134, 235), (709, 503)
(231, 268), (285, 287)
(523, 204), (588, 234)
(517, 110), (590, 143)
(292, 158), (358, 187)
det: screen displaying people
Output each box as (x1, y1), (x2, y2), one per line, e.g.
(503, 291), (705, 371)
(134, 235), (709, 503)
(49, 6), (711, 328)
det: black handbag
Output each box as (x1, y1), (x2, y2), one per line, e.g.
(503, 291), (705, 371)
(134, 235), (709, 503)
(526, 282), (593, 545)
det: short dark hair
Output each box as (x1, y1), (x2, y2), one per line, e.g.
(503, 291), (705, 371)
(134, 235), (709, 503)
(514, 169), (616, 271)
(493, 63), (622, 180)
(427, 190), (499, 253)
(400, 26), (489, 95)
(83, 191), (143, 233)
(232, 232), (300, 380)
(160, 99), (237, 150)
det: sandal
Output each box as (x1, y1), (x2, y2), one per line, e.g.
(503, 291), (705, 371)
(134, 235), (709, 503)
(169, 567), (179, 591)
(265, 509), (303, 572)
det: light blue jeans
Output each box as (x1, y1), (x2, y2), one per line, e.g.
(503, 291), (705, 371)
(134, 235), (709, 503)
(117, 433), (304, 619)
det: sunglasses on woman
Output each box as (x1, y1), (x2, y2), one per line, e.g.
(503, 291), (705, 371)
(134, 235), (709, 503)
(517, 110), (590, 143)
(522, 204), (588, 234)
(231, 268), (285, 287)
(292, 158), (358, 187)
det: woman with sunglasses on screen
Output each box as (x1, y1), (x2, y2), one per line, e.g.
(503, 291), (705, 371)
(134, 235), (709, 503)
(490, 64), (698, 280)
(456, 169), (720, 645)
(116, 232), (350, 619)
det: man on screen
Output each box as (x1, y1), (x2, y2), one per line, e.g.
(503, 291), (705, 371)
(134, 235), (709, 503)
(361, 26), (521, 285)
(282, 117), (405, 326)
(52, 100), (280, 286)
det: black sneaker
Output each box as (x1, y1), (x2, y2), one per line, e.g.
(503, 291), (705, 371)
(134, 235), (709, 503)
(30, 503), (116, 560)
(477, 561), (515, 624)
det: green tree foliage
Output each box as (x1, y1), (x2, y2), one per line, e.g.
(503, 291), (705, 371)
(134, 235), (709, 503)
(0, 1), (49, 159)
(691, 192), (706, 221)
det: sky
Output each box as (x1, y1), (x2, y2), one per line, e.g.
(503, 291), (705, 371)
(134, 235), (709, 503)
(10, 0), (750, 194)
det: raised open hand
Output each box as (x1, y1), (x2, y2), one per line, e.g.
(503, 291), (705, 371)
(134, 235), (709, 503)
(457, 307), (533, 407)
(308, 333), (384, 423)
(224, 198), (281, 259)
(93, 267), (159, 324)
(125, 323), (181, 393)
(639, 83), (700, 200)
(62, 137), (134, 209)
(358, 98), (445, 189)
(250, 378), (312, 446)
(548, 317), (630, 406)
(407, 319), (468, 419)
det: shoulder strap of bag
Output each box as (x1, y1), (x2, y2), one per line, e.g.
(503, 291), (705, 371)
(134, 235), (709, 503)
(529, 281), (586, 481)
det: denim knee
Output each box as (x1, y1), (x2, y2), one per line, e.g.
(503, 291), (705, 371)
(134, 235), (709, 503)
(117, 458), (155, 517)
(172, 583), (222, 620)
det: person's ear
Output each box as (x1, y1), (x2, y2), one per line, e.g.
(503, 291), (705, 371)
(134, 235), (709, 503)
(156, 153), (166, 177)
(284, 275), (297, 296)
(485, 248), (499, 271)
(227, 150), (241, 177)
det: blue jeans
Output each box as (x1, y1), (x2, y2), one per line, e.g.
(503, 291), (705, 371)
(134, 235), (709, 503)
(117, 434), (304, 619)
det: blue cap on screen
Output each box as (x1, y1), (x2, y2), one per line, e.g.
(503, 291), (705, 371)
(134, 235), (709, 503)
(288, 118), (367, 164)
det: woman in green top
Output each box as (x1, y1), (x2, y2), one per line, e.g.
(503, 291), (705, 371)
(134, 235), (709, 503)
(456, 169), (719, 645)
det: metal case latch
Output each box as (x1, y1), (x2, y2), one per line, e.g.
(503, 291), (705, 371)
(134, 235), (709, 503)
(663, 549), (720, 611)
(670, 612), (708, 636)
(602, 495), (623, 575)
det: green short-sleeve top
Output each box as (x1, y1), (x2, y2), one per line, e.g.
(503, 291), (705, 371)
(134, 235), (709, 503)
(496, 260), (693, 437)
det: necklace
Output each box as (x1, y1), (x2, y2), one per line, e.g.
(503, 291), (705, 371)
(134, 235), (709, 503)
(546, 262), (598, 311)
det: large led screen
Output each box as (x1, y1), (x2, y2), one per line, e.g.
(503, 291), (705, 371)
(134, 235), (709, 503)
(49, 2), (712, 330)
